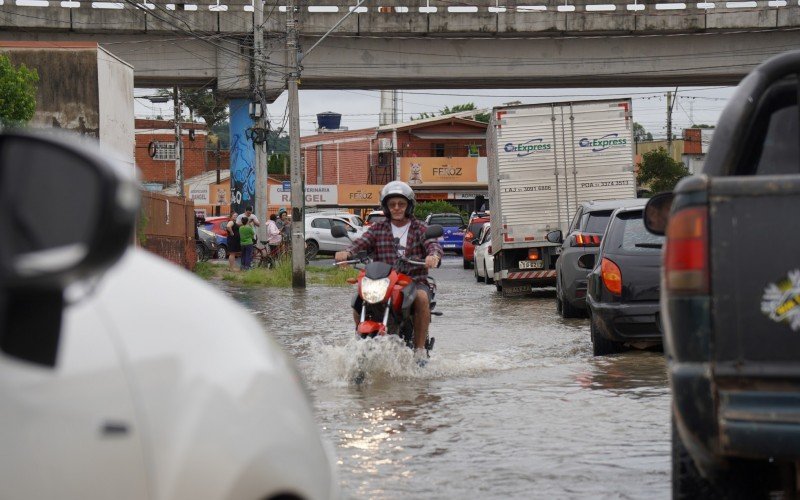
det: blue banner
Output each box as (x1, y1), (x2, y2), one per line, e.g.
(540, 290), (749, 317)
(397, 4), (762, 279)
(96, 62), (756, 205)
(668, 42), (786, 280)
(229, 99), (255, 213)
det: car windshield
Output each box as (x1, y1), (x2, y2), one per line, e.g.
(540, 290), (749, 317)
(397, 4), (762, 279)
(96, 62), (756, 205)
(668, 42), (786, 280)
(368, 214), (386, 224)
(468, 222), (486, 235)
(429, 215), (464, 226)
(581, 211), (612, 234)
(606, 211), (664, 254)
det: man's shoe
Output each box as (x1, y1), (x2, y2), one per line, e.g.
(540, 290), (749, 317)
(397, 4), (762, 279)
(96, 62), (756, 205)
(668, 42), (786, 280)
(413, 348), (428, 368)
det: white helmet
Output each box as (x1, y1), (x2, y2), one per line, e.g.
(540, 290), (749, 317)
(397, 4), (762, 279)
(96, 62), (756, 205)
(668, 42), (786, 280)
(380, 181), (416, 217)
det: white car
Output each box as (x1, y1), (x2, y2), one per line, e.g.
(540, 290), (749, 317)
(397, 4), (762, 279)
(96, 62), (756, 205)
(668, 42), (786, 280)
(305, 214), (366, 256)
(309, 210), (364, 228)
(0, 131), (337, 500)
(473, 222), (495, 285)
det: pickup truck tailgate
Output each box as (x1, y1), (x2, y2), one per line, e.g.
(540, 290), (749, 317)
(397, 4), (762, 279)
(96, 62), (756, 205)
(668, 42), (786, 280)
(711, 175), (800, 365)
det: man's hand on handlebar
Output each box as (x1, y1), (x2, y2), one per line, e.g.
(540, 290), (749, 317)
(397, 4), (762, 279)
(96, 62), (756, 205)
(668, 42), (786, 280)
(425, 254), (441, 269)
(334, 251), (350, 263)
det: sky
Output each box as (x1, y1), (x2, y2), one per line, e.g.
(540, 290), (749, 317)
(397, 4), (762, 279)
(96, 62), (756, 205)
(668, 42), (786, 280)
(135, 85), (735, 139)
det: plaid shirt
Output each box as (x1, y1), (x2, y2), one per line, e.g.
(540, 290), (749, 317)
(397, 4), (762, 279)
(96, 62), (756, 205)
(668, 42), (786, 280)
(347, 218), (443, 282)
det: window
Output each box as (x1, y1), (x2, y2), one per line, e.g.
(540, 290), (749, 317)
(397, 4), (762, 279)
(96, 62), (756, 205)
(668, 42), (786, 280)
(754, 104), (799, 175)
(154, 141), (176, 161)
(428, 214), (464, 226)
(567, 208), (583, 234)
(433, 144), (445, 157)
(467, 144), (480, 157)
(606, 211), (664, 254)
(581, 210), (612, 234)
(311, 218), (331, 229)
(330, 218), (356, 232)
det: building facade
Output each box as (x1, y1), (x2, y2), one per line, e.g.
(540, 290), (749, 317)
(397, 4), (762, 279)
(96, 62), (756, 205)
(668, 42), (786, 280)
(135, 119), (209, 188)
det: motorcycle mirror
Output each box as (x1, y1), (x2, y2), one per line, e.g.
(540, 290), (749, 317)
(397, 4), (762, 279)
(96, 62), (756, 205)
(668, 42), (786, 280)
(425, 224), (444, 240)
(330, 225), (348, 238)
(643, 192), (674, 236)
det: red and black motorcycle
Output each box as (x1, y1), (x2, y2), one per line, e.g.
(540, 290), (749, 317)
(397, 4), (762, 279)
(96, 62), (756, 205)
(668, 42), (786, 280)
(332, 224), (443, 356)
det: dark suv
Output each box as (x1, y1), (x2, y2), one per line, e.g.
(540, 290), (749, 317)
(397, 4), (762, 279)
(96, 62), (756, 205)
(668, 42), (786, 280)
(550, 199), (641, 318)
(586, 203), (664, 356)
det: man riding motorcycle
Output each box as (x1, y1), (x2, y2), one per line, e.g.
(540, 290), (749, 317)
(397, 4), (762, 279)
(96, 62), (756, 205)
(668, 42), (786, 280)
(334, 181), (443, 362)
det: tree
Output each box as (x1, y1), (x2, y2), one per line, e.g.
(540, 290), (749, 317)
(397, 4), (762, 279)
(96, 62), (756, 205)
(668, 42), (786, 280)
(413, 200), (459, 220)
(636, 147), (690, 193)
(158, 88), (228, 129)
(633, 122), (653, 143)
(0, 54), (38, 127)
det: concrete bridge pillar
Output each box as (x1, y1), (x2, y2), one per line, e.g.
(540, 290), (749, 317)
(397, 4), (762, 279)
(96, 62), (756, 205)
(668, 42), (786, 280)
(229, 98), (256, 214)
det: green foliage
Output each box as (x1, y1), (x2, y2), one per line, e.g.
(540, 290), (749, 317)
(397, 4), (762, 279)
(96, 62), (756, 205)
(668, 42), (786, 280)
(137, 208), (149, 245)
(636, 147), (690, 193)
(413, 102), (489, 123)
(414, 200), (459, 220)
(268, 153), (288, 174)
(158, 88), (228, 130)
(0, 54), (38, 127)
(633, 122), (653, 143)
(193, 261), (215, 279)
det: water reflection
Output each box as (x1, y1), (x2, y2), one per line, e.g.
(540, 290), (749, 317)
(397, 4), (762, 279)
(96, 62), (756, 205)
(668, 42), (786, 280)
(576, 352), (668, 397)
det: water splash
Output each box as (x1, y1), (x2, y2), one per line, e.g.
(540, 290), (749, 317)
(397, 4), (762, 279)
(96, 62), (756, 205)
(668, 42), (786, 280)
(302, 333), (541, 386)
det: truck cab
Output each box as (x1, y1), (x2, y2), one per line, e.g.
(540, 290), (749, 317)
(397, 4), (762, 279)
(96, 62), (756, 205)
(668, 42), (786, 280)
(647, 50), (800, 498)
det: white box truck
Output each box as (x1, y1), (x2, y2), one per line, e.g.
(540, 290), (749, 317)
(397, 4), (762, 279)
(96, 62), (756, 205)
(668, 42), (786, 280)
(487, 98), (637, 296)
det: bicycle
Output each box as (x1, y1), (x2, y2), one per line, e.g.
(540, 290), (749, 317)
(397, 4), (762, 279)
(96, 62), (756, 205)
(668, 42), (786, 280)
(251, 240), (289, 269)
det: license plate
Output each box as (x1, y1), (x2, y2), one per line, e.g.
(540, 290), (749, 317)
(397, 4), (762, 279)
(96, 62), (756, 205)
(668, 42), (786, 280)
(519, 260), (543, 269)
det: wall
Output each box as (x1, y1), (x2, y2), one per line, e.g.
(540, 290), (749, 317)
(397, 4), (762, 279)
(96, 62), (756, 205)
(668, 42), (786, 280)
(97, 46), (134, 169)
(301, 129), (376, 185)
(1, 42), (100, 136)
(135, 119), (209, 185)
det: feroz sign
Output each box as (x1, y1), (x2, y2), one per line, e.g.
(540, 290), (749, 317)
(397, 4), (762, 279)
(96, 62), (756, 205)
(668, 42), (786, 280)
(400, 157), (479, 185)
(337, 185), (383, 206)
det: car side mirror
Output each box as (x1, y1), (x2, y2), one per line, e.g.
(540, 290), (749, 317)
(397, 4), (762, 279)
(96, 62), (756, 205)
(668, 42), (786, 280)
(425, 224), (444, 240)
(471, 238), (480, 245)
(546, 230), (563, 244)
(0, 131), (139, 367)
(644, 192), (674, 236)
(330, 225), (348, 238)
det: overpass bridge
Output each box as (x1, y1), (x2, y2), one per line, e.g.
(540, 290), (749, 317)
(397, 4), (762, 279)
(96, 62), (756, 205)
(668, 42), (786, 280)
(1, 0), (798, 98)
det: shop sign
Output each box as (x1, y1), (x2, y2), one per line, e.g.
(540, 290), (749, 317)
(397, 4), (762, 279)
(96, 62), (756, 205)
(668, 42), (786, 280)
(186, 183), (209, 204)
(269, 184), (338, 206)
(400, 157), (479, 185)
(337, 184), (383, 206)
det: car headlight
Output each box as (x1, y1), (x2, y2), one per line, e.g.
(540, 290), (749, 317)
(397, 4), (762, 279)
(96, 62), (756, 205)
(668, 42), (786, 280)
(361, 277), (390, 304)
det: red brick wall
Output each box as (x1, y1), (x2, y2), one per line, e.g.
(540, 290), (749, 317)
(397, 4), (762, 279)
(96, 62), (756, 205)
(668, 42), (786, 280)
(301, 129), (375, 185)
(135, 119), (209, 185)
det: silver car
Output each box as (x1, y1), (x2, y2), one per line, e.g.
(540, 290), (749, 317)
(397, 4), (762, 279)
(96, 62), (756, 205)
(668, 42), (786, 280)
(305, 214), (365, 256)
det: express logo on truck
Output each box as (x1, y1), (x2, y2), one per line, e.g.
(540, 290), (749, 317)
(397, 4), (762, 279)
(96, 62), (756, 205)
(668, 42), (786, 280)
(761, 269), (800, 332)
(504, 139), (552, 157)
(579, 133), (628, 152)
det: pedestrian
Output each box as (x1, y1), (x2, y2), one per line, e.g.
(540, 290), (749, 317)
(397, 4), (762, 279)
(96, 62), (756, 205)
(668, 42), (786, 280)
(279, 209), (291, 244)
(239, 216), (255, 270)
(266, 214), (282, 255)
(276, 208), (286, 231)
(226, 211), (241, 271)
(236, 206), (260, 229)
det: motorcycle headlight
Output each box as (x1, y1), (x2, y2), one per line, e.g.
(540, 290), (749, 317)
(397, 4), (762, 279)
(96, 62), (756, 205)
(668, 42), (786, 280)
(361, 277), (390, 304)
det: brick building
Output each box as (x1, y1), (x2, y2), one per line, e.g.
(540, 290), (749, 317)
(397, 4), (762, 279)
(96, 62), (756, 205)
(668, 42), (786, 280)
(135, 119), (210, 188)
(300, 116), (488, 210)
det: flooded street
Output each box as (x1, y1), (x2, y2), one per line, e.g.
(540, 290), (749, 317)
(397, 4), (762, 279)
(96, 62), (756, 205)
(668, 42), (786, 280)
(217, 255), (670, 499)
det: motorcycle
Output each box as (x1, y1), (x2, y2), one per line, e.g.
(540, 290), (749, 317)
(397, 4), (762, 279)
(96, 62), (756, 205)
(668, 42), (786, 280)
(331, 224), (444, 358)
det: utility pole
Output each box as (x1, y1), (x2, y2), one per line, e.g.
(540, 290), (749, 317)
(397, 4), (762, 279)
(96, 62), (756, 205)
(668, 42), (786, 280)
(287, 0), (306, 288)
(666, 88), (677, 155)
(174, 85), (184, 198)
(285, 0), (367, 288)
(253, 0), (268, 244)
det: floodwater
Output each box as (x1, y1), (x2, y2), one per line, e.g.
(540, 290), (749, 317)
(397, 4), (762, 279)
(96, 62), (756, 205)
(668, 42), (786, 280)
(217, 256), (670, 499)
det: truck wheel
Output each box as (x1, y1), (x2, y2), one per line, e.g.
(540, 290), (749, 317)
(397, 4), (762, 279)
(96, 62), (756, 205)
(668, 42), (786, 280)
(672, 416), (720, 500)
(590, 314), (622, 356)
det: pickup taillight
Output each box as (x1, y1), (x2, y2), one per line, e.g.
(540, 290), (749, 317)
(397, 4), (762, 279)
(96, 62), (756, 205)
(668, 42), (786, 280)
(572, 232), (601, 247)
(664, 206), (709, 294)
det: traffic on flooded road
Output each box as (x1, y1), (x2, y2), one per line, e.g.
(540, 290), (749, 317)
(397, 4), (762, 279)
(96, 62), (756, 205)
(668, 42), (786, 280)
(219, 255), (670, 498)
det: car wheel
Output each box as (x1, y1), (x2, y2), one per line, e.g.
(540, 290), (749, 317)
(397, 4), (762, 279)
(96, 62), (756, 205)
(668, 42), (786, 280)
(485, 264), (494, 284)
(216, 244), (228, 261)
(475, 264), (484, 283)
(305, 240), (319, 261)
(559, 284), (582, 319)
(590, 313), (623, 356)
(672, 415), (720, 500)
